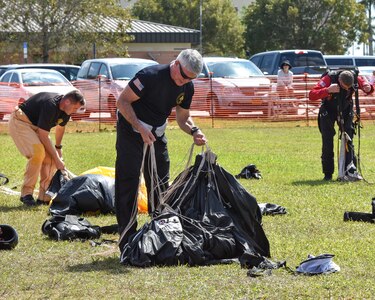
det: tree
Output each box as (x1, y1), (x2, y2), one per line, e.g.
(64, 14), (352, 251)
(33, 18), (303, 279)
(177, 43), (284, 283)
(0, 0), (132, 63)
(131, 0), (245, 57)
(359, 0), (375, 55)
(242, 0), (368, 55)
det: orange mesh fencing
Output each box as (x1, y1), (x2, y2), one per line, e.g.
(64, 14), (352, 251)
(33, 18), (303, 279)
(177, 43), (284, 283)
(1, 75), (375, 124)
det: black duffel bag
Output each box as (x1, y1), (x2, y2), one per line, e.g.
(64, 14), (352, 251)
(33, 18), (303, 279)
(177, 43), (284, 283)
(42, 215), (101, 241)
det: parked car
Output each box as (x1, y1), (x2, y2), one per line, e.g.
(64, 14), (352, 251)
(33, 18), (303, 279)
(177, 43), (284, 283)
(324, 55), (375, 68)
(0, 68), (77, 120)
(0, 63), (80, 81)
(190, 57), (271, 116)
(73, 58), (158, 119)
(357, 66), (374, 79)
(250, 49), (327, 75)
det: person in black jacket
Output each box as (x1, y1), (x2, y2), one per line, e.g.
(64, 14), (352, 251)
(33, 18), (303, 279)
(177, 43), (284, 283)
(309, 70), (373, 181)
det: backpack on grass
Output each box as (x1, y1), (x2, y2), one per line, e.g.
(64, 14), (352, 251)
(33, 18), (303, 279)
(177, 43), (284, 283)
(42, 215), (101, 241)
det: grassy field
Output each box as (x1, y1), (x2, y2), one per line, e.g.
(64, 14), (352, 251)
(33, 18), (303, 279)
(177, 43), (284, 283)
(1, 119), (375, 299)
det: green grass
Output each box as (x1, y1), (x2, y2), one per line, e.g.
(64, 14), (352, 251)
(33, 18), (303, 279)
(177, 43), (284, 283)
(1, 119), (375, 299)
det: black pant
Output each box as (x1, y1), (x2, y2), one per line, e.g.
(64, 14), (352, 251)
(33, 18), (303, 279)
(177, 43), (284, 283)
(115, 115), (170, 250)
(318, 105), (355, 176)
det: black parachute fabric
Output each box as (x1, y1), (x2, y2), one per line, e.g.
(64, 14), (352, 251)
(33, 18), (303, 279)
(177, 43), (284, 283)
(42, 215), (101, 241)
(46, 170), (71, 199)
(49, 174), (115, 216)
(121, 150), (271, 268)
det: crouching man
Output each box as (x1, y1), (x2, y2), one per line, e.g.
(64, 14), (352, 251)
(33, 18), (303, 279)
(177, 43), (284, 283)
(8, 91), (85, 206)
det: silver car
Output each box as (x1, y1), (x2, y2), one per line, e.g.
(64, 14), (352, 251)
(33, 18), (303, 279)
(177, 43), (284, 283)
(73, 58), (158, 119)
(0, 68), (77, 120)
(191, 57), (271, 116)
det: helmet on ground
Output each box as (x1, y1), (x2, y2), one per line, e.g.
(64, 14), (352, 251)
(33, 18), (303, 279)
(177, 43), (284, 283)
(0, 224), (19, 250)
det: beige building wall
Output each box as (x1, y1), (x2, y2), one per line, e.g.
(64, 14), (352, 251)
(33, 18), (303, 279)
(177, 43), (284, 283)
(121, 0), (255, 12)
(127, 43), (193, 64)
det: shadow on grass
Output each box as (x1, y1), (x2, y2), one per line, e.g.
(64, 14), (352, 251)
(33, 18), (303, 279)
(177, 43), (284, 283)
(292, 179), (337, 186)
(67, 257), (132, 274)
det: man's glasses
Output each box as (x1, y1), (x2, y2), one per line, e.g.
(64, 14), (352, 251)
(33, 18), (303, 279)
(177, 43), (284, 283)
(179, 63), (196, 80)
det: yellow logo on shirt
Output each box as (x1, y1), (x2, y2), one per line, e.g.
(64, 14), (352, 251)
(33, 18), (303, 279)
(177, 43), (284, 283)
(176, 93), (184, 105)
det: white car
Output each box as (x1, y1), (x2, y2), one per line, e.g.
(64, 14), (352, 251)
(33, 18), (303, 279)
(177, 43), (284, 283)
(191, 57), (271, 116)
(0, 68), (77, 120)
(73, 58), (158, 119)
(358, 66), (375, 81)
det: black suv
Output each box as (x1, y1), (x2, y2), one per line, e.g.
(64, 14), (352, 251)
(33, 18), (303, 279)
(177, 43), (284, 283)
(0, 63), (80, 81)
(250, 50), (327, 75)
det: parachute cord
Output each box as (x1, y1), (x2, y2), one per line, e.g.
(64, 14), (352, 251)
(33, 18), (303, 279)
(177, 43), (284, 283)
(162, 144), (207, 208)
(160, 144), (195, 206)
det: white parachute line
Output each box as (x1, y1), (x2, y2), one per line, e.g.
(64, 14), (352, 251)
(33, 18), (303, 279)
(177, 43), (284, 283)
(160, 144), (195, 206)
(161, 144), (207, 208)
(148, 143), (166, 212)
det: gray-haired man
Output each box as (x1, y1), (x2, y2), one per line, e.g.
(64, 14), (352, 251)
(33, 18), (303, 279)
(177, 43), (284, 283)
(115, 49), (207, 250)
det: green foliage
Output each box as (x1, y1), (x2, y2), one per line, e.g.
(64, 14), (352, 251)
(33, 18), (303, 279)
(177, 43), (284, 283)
(0, 0), (132, 63)
(132, 0), (245, 57)
(0, 120), (375, 298)
(243, 0), (368, 55)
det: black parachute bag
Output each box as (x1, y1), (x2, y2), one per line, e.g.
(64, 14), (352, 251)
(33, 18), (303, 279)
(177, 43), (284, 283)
(343, 198), (375, 224)
(121, 149), (271, 268)
(45, 170), (72, 199)
(42, 215), (101, 241)
(235, 164), (262, 179)
(49, 174), (115, 216)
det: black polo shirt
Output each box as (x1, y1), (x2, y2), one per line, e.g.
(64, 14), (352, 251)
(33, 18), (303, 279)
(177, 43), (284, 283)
(19, 92), (70, 131)
(128, 64), (194, 127)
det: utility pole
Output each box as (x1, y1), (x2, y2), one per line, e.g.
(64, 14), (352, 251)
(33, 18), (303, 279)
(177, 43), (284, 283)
(368, 0), (373, 55)
(199, 0), (203, 54)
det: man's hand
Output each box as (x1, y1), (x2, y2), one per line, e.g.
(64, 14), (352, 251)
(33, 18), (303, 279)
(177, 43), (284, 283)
(55, 157), (65, 170)
(193, 130), (207, 146)
(139, 125), (156, 145)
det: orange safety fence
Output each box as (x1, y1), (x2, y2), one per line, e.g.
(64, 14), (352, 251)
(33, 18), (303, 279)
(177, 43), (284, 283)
(1, 75), (375, 124)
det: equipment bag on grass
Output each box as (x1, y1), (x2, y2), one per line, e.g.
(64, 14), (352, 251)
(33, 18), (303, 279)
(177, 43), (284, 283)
(121, 147), (271, 268)
(296, 254), (340, 275)
(49, 174), (115, 216)
(42, 215), (101, 241)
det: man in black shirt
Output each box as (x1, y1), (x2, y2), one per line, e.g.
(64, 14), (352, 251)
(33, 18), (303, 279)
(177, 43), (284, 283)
(8, 91), (85, 206)
(115, 49), (206, 250)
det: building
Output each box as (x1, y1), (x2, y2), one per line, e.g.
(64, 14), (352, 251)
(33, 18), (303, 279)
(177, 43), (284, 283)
(0, 18), (200, 65)
(125, 20), (200, 63)
(120, 0), (255, 12)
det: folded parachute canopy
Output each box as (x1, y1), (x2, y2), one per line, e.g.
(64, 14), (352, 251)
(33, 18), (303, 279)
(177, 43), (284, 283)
(47, 167), (148, 216)
(49, 173), (115, 216)
(121, 150), (271, 268)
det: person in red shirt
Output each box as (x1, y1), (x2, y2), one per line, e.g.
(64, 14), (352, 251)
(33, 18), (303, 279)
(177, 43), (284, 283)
(309, 70), (373, 181)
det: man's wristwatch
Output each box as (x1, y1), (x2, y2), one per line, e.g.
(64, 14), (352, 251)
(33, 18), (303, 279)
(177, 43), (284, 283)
(55, 144), (63, 149)
(190, 126), (200, 135)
